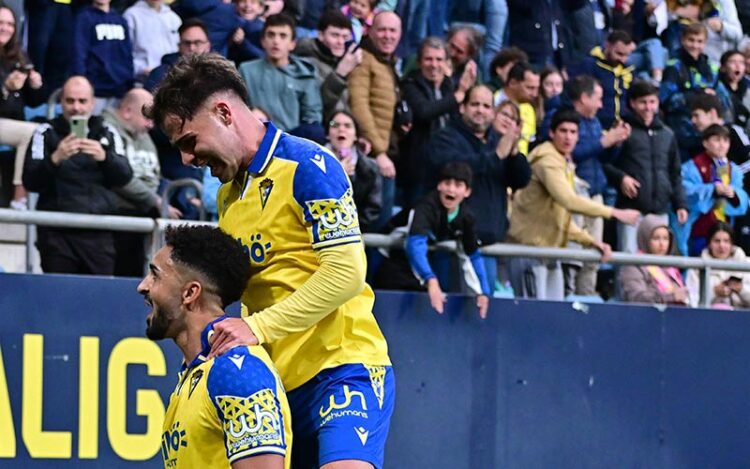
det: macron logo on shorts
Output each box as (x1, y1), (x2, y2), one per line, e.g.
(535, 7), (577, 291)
(354, 426), (368, 445)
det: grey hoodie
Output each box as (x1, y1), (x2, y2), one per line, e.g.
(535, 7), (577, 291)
(102, 107), (161, 215)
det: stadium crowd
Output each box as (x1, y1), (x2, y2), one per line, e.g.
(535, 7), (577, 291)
(4, 0), (750, 308)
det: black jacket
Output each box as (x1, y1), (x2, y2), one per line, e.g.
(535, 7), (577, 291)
(22, 115), (133, 215)
(507, 0), (586, 68)
(424, 117), (532, 244)
(398, 70), (460, 187)
(0, 59), (45, 121)
(604, 113), (687, 214)
(350, 148), (382, 233)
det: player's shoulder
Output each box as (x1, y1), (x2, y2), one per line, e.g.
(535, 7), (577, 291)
(207, 346), (279, 399)
(275, 134), (343, 175)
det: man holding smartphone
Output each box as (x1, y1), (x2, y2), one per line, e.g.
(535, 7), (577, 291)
(22, 75), (132, 275)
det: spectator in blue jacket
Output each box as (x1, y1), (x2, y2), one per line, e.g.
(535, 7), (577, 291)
(72, 0), (134, 113)
(373, 161), (491, 318)
(660, 22), (719, 161)
(568, 30), (636, 129)
(144, 18), (212, 93)
(674, 124), (749, 256)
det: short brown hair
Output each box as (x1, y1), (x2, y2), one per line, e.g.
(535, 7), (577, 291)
(145, 53), (249, 129)
(682, 22), (708, 39)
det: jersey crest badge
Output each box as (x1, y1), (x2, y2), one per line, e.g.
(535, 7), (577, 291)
(259, 178), (274, 210)
(189, 369), (203, 399)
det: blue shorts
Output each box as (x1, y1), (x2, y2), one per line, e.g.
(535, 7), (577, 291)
(288, 363), (395, 468)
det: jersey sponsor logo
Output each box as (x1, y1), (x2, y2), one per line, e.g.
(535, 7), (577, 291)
(306, 188), (361, 244)
(161, 421), (187, 467)
(318, 385), (369, 427)
(216, 389), (284, 456)
(258, 178), (274, 210)
(240, 234), (272, 264)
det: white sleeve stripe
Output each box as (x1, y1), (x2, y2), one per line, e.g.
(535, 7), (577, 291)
(30, 123), (51, 161)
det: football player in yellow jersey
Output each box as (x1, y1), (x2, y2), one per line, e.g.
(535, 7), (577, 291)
(147, 53), (394, 469)
(137, 225), (292, 469)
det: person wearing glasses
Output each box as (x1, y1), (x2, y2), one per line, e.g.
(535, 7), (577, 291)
(326, 110), (382, 232)
(144, 18), (212, 93)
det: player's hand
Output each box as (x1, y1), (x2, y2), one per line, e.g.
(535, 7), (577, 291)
(207, 317), (259, 359)
(676, 208), (688, 225)
(79, 138), (106, 161)
(427, 278), (446, 314)
(476, 294), (489, 319)
(375, 152), (396, 178)
(620, 175), (640, 199)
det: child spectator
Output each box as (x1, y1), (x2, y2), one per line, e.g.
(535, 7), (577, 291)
(342, 0), (378, 43)
(660, 22), (718, 160)
(539, 66), (564, 125)
(673, 124), (749, 256)
(686, 222), (750, 308)
(123, 0), (182, 83)
(72, 0), (134, 113)
(229, 0), (266, 64)
(373, 162), (491, 318)
(716, 49), (750, 129)
(326, 110), (382, 232)
(619, 213), (692, 305)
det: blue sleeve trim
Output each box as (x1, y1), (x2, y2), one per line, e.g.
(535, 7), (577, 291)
(469, 251), (491, 296)
(406, 235), (435, 283)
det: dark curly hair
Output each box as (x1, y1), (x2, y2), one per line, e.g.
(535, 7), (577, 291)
(164, 225), (250, 308)
(145, 53), (249, 130)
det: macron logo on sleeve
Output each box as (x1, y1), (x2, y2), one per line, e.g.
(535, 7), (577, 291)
(310, 154), (326, 173)
(228, 354), (245, 370)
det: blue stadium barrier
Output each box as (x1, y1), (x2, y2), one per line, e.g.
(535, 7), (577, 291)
(1, 273), (750, 467)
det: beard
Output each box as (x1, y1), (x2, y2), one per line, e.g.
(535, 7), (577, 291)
(145, 306), (173, 340)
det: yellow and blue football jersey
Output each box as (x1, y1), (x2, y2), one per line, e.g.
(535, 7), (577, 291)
(161, 317), (292, 469)
(217, 122), (391, 391)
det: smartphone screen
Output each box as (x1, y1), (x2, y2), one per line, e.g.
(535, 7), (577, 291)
(71, 117), (88, 139)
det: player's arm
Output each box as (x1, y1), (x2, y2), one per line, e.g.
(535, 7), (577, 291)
(232, 454), (283, 469)
(209, 150), (367, 355)
(208, 351), (289, 465)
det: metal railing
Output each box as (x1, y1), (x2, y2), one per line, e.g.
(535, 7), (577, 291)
(2, 208), (750, 307)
